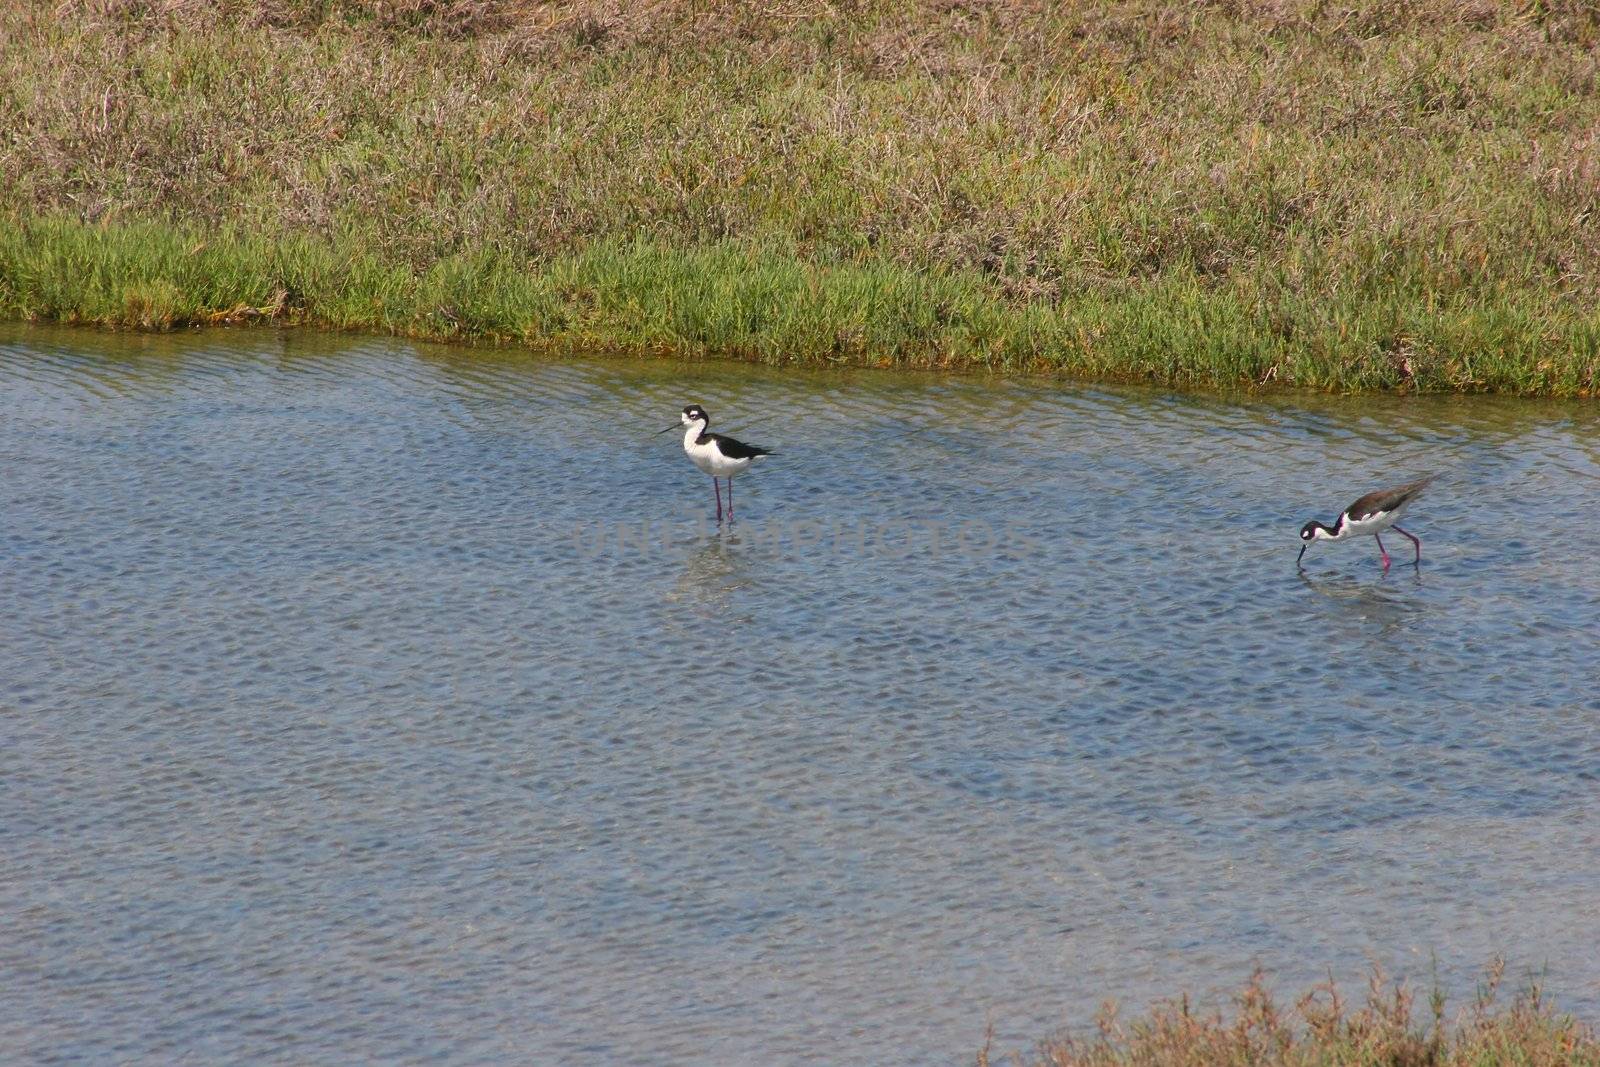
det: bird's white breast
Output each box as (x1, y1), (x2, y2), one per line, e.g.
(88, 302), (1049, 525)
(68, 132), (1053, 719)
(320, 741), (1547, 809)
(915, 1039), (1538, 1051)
(682, 429), (752, 478)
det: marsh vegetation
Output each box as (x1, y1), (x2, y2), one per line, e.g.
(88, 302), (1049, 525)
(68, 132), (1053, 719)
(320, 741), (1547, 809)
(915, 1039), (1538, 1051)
(2, 1), (1599, 392)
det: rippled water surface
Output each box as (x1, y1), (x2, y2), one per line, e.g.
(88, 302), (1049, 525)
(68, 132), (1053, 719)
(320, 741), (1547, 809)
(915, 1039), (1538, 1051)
(3, 325), (1599, 1064)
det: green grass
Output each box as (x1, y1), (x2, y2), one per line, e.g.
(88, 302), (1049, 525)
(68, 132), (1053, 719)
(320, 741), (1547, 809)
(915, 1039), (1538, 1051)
(2, 1), (1599, 393)
(997, 964), (1600, 1067)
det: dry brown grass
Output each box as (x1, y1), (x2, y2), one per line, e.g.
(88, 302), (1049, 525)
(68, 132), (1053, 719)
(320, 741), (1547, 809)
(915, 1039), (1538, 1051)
(985, 962), (1600, 1067)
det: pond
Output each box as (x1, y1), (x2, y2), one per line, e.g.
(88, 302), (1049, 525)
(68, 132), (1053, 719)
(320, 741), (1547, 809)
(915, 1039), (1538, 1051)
(3, 324), (1598, 1064)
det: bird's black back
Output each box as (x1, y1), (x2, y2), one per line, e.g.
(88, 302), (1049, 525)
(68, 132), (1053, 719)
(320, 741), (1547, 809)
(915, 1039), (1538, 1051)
(1345, 474), (1435, 520)
(702, 431), (772, 459)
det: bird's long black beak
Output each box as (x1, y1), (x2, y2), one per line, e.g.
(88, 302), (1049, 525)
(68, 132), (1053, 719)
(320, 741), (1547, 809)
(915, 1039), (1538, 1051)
(1296, 543), (1308, 567)
(655, 424), (679, 435)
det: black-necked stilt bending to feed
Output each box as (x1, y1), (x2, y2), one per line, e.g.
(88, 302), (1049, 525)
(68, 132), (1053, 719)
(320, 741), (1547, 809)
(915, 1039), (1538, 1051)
(657, 405), (773, 522)
(1298, 474), (1434, 570)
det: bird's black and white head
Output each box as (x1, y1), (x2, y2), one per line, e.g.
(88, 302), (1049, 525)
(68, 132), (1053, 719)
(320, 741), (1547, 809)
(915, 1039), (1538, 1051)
(1297, 518), (1338, 565)
(658, 404), (711, 436)
(1299, 519), (1337, 544)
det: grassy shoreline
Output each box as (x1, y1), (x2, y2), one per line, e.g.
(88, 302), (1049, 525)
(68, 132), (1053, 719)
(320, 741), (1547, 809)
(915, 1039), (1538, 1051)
(1002, 965), (1600, 1067)
(6, 213), (1597, 394)
(3, 1), (1599, 394)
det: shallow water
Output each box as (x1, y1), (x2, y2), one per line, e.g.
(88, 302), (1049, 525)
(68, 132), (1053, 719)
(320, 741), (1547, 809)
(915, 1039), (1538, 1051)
(2, 324), (1598, 1064)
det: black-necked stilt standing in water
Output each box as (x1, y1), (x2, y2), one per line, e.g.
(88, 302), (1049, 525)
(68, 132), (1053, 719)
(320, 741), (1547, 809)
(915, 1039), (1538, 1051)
(1298, 474), (1434, 570)
(657, 405), (773, 522)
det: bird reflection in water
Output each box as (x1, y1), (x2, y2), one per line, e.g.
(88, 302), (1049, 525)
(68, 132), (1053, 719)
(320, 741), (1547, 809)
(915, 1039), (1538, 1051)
(664, 534), (756, 623)
(1297, 566), (1423, 639)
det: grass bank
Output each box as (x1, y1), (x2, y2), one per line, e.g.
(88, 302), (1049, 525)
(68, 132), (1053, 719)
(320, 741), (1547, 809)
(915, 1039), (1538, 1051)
(999, 965), (1599, 1066)
(3, 1), (1599, 394)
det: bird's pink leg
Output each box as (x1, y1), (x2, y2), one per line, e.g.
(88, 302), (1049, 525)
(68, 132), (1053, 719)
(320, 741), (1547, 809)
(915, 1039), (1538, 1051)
(727, 478), (734, 521)
(1375, 533), (1391, 569)
(713, 478), (723, 523)
(1391, 524), (1422, 564)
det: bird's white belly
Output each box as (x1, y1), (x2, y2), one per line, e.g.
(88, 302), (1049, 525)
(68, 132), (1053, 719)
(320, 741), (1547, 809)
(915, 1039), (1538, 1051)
(1339, 504), (1404, 539)
(685, 442), (751, 478)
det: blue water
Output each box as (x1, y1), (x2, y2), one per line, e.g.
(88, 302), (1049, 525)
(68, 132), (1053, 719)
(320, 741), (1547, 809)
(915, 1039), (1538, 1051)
(3, 325), (1598, 1064)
